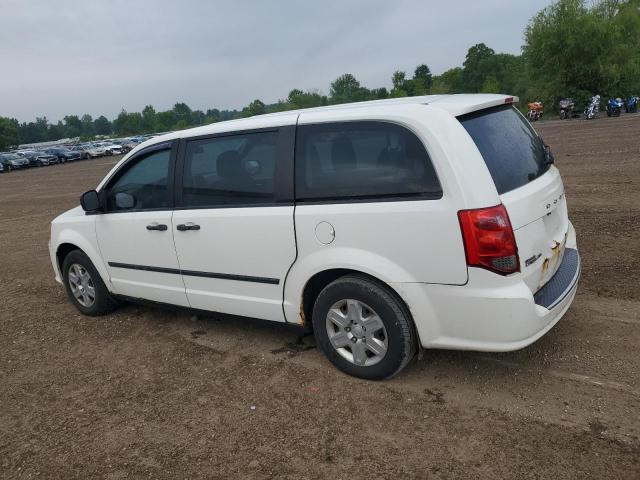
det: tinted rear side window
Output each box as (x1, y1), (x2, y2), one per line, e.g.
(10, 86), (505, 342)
(459, 105), (549, 195)
(182, 131), (278, 207)
(295, 121), (441, 201)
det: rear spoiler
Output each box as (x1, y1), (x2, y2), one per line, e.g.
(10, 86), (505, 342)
(428, 94), (519, 117)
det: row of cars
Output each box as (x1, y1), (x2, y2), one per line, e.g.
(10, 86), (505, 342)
(0, 136), (153, 173)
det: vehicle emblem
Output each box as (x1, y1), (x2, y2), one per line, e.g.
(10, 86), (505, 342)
(525, 253), (542, 267)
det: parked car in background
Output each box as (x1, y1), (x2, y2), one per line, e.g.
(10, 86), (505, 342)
(109, 139), (133, 154)
(97, 142), (124, 156)
(69, 146), (90, 160)
(33, 151), (60, 166)
(0, 153), (30, 170)
(122, 138), (143, 151)
(84, 143), (107, 158)
(15, 150), (58, 166)
(45, 147), (82, 163)
(49, 94), (580, 380)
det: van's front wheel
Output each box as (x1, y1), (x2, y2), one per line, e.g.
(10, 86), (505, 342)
(312, 275), (417, 380)
(62, 250), (118, 316)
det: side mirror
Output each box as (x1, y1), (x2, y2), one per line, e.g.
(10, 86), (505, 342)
(115, 192), (135, 209)
(80, 190), (102, 212)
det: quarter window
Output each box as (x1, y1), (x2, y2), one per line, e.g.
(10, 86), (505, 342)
(105, 149), (171, 211)
(181, 131), (278, 207)
(295, 121), (441, 201)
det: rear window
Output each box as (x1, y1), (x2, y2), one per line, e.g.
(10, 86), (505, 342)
(295, 121), (441, 201)
(459, 105), (549, 194)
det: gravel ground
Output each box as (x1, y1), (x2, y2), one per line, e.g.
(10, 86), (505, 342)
(0, 115), (639, 479)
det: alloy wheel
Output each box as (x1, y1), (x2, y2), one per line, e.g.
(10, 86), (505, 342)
(68, 263), (96, 307)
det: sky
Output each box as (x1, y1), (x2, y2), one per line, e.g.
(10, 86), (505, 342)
(0, 0), (554, 123)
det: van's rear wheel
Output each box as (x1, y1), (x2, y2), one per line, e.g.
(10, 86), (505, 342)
(62, 250), (118, 316)
(312, 275), (417, 380)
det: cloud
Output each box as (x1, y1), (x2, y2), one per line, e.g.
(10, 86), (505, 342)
(0, 0), (552, 122)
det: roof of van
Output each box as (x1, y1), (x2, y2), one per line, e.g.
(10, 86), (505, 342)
(259, 93), (517, 118)
(131, 94), (517, 154)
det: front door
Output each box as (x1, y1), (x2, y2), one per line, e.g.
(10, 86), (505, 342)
(95, 144), (189, 307)
(172, 127), (296, 322)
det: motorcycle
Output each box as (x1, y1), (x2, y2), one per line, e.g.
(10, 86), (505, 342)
(625, 96), (638, 113)
(559, 98), (575, 120)
(527, 102), (544, 121)
(584, 95), (600, 120)
(606, 97), (623, 117)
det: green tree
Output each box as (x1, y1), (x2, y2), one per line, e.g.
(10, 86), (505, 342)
(392, 70), (406, 90)
(18, 117), (49, 144)
(141, 105), (157, 132)
(461, 43), (497, 92)
(287, 89), (326, 109)
(246, 99), (266, 116)
(81, 114), (94, 137)
(63, 115), (83, 138)
(480, 75), (501, 93)
(329, 74), (369, 104)
(0, 117), (19, 149)
(93, 115), (111, 136)
(154, 110), (177, 132)
(413, 64), (433, 92)
(432, 67), (464, 93)
(522, 0), (640, 106)
(172, 102), (192, 125)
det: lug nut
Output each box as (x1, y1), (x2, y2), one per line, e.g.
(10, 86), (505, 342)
(345, 327), (351, 332)
(351, 337), (357, 343)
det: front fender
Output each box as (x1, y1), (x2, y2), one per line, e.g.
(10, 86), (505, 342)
(51, 221), (112, 291)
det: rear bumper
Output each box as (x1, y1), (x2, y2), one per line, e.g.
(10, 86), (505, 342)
(393, 247), (580, 352)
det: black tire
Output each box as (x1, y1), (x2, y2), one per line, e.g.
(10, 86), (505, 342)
(560, 110), (567, 120)
(312, 275), (417, 380)
(62, 250), (118, 316)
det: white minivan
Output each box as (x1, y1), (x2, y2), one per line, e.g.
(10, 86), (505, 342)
(49, 94), (580, 379)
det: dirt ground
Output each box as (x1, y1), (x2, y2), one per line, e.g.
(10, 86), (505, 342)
(1, 115), (639, 479)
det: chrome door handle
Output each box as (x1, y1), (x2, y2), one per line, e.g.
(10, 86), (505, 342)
(146, 223), (168, 231)
(176, 222), (200, 231)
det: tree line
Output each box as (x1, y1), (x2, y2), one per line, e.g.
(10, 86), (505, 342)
(1, 0), (638, 150)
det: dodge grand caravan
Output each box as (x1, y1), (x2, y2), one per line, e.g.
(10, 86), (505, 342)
(49, 94), (580, 379)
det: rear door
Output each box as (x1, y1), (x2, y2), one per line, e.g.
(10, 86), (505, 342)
(171, 126), (296, 322)
(459, 105), (569, 293)
(292, 114), (467, 286)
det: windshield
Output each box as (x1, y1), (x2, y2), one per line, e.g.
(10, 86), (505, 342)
(458, 105), (549, 195)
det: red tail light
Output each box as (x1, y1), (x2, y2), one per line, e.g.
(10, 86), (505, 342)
(458, 204), (519, 275)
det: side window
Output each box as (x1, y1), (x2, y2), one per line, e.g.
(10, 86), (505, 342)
(295, 121), (441, 201)
(105, 149), (171, 211)
(182, 131), (278, 207)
